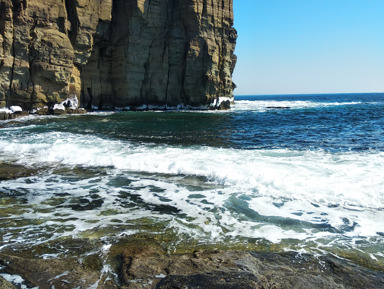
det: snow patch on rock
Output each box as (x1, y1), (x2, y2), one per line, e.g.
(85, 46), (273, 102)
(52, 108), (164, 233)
(53, 95), (79, 111)
(10, 106), (23, 113)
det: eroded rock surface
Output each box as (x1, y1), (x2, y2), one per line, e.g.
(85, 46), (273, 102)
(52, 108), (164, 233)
(119, 247), (384, 289)
(0, 0), (237, 110)
(0, 163), (38, 180)
(1, 237), (384, 289)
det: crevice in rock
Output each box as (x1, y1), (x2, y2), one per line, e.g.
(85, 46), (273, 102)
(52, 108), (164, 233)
(56, 17), (66, 34)
(178, 3), (189, 105)
(163, 42), (170, 107)
(11, 0), (26, 18)
(8, 3), (17, 103)
(141, 40), (152, 106)
(163, 0), (173, 106)
(211, 0), (215, 25)
(99, 78), (104, 109)
(98, 95), (103, 110)
(27, 15), (38, 109)
(86, 87), (93, 109)
(202, 0), (208, 18)
(64, 0), (80, 45)
(0, 2), (6, 37)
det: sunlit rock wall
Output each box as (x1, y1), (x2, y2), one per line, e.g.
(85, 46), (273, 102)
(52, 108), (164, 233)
(0, 0), (237, 109)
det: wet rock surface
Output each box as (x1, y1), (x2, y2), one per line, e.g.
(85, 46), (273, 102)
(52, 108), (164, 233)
(0, 110), (29, 120)
(119, 246), (384, 289)
(0, 238), (112, 289)
(0, 253), (101, 289)
(1, 237), (383, 289)
(0, 163), (39, 181)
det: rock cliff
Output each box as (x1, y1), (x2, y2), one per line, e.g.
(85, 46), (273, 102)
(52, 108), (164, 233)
(0, 0), (237, 110)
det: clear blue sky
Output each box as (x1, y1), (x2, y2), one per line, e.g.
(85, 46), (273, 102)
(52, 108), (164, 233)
(232, 0), (384, 95)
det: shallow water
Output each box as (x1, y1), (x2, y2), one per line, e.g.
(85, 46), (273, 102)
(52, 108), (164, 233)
(1, 93), (384, 267)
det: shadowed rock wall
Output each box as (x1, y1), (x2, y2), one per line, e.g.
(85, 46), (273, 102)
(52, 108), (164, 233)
(0, 0), (237, 110)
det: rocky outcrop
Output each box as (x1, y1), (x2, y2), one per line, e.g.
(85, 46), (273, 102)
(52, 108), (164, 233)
(0, 162), (39, 180)
(0, 105), (28, 119)
(0, 0), (237, 110)
(1, 244), (384, 289)
(119, 247), (384, 289)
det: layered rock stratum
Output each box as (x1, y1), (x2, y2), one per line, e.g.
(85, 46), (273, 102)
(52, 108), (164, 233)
(0, 0), (237, 110)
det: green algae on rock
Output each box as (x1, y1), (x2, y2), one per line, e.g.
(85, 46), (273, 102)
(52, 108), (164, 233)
(0, 234), (384, 288)
(0, 163), (39, 181)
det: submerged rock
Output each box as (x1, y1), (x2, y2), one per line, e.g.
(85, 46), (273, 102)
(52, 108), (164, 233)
(266, 106), (292, 109)
(0, 163), (39, 180)
(218, 99), (232, 110)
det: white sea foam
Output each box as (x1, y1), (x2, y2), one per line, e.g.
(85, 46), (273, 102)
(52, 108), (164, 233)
(0, 130), (383, 249)
(0, 273), (37, 289)
(1, 132), (384, 210)
(0, 107), (12, 114)
(233, 100), (364, 112)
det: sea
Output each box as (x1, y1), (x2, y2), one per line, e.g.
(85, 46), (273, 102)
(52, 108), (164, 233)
(1, 93), (384, 269)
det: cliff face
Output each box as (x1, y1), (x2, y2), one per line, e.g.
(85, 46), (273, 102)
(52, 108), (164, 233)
(0, 0), (237, 110)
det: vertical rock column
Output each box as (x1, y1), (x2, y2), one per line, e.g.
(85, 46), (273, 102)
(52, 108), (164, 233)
(180, 0), (237, 106)
(0, 0), (113, 109)
(0, 0), (12, 107)
(0, 0), (77, 108)
(67, 0), (113, 109)
(81, 0), (237, 109)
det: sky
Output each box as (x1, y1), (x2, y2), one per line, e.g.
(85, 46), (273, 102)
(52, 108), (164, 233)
(232, 0), (384, 95)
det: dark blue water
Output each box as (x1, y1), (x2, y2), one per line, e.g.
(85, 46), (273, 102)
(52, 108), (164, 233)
(233, 93), (384, 151)
(6, 93), (384, 152)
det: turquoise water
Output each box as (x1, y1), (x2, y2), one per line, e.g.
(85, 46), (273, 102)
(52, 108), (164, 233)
(0, 93), (384, 264)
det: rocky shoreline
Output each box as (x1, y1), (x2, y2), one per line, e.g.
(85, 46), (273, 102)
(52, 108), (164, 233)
(0, 158), (383, 288)
(0, 95), (89, 121)
(0, 107), (29, 121)
(0, 98), (232, 122)
(0, 236), (384, 289)
(0, 106), (87, 120)
(1, 128), (383, 289)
